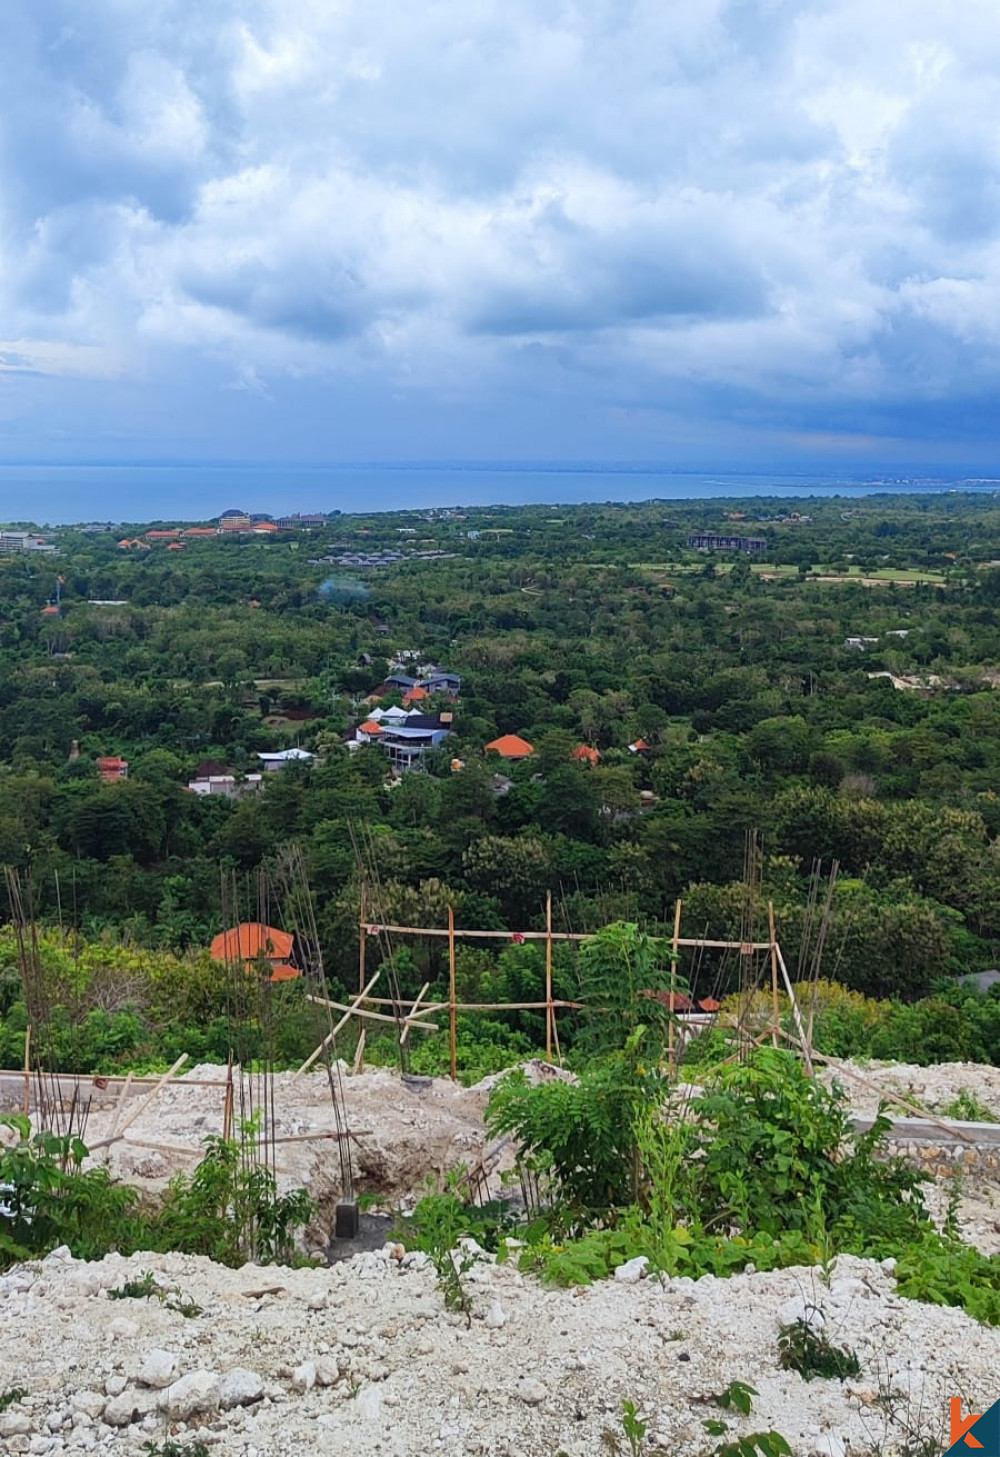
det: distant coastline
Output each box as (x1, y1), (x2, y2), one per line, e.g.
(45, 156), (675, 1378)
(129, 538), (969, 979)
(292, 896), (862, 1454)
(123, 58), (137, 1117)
(0, 461), (996, 525)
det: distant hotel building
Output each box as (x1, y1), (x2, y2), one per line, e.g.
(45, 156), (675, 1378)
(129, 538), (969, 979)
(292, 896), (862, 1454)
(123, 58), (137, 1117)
(218, 508), (252, 532)
(0, 531), (57, 554)
(688, 532), (767, 554)
(276, 513), (327, 529)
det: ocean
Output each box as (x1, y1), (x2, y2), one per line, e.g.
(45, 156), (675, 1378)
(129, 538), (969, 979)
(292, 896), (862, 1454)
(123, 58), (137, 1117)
(0, 462), (995, 526)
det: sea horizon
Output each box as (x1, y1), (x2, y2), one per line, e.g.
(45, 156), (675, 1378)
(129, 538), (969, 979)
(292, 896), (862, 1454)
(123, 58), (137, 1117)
(0, 460), (997, 526)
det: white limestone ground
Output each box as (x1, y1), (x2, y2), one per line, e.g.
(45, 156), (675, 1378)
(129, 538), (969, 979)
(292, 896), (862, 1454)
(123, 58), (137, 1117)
(0, 1243), (994, 1457)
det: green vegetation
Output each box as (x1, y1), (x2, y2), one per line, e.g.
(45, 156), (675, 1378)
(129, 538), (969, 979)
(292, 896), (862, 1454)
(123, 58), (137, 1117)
(776, 1319), (861, 1382)
(0, 1113), (314, 1271)
(0, 492), (1000, 1030)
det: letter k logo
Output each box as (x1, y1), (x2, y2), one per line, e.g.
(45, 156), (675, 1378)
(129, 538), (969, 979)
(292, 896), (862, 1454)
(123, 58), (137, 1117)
(953, 1399), (984, 1449)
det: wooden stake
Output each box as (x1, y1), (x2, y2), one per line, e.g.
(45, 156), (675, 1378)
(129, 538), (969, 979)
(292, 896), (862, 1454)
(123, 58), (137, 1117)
(353, 1027), (366, 1073)
(545, 891), (554, 1062)
(448, 904), (457, 1082)
(296, 970), (382, 1075)
(768, 901), (780, 1049)
(669, 899), (682, 1076)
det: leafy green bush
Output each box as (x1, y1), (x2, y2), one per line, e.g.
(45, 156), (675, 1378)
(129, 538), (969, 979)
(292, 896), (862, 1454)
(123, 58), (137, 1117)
(487, 1030), (666, 1215)
(0, 1114), (141, 1268)
(0, 1114), (314, 1270)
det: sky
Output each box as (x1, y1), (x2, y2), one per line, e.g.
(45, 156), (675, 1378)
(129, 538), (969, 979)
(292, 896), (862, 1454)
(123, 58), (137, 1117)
(3, 0), (1000, 484)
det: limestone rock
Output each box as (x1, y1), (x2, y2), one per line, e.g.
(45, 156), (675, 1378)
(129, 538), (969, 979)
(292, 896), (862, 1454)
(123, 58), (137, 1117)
(159, 1370), (221, 1422)
(136, 1349), (179, 1389)
(219, 1368), (265, 1409)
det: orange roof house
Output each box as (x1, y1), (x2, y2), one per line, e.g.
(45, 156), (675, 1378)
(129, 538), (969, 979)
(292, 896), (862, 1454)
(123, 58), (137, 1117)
(485, 734), (534, 760)
(210, 922), (301, 982)
(167, 542), (185, 551)
(97, 755), (129, 783)
(358, 719), (383, 735)
(573, 745), (600, 765)
(183, 527), (219, 538)
(402, 686), (429, 705)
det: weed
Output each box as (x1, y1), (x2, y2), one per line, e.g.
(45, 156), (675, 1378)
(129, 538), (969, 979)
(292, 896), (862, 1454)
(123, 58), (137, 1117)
(0, 1387), (27, 1412)
(107, 1270), (203, 1318)
(620, 1399), (649, 1457)
(107, 1271), (160, 1301)
(602, 1399), (661, 1456)
(398, 1193), (478, 1326)
(941, 1089), (998, 1123)
(778, 1318), (861, 1382)
(714, 1380), (758, 1416)
(142, 1442), (210, 1457)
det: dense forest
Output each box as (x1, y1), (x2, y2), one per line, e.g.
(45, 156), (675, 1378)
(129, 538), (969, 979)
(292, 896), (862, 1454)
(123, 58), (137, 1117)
(4, 491), (1000, 1068)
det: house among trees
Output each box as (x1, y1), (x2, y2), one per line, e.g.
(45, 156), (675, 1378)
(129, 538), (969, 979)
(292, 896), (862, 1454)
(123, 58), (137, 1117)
(210, 922), (302, 982)
(352, 709), (453, 772)
(486, 733), (534, 761)
(97, 755), (129, 783)
(256, 748), (314, 771)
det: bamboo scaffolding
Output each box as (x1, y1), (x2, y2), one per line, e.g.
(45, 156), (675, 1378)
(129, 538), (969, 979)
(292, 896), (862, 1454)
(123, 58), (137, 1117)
(400, 982), (431, 1049)
(295, 970), (382, 1075)
(88, 1055), (188, 1151)
(362, 919), (772, 950)
(305, 992), (438, 1032)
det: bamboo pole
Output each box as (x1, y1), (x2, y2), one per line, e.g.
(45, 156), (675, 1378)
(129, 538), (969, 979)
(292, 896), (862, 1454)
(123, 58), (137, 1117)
(353, 1028), (366, 1073)
(768, 901), (780, 1049)
(305, 992), (438, 1031)
(545, 891), (553, 1062)
(295, 970), (382, 1075)
(399, 982), (431, 1049)
(108, 1071), (133, 1143)
(448, 904), (457, 1082)
(88, 1055), (188, 1150)
(773, 945), (813, 1076)
(358, 920), (772, 950)
(668, 899), (682, 1076)
(782, 1034), (976, 1145)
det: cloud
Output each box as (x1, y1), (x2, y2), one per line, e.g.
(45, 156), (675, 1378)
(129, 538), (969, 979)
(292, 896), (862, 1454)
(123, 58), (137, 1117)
(2, 0), (1000, 460)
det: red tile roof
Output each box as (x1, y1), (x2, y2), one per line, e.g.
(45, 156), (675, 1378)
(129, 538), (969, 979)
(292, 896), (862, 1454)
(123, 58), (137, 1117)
(210, 923), (299, 981)
(573, 745), (600, 764)
(485, 734), (534, 759)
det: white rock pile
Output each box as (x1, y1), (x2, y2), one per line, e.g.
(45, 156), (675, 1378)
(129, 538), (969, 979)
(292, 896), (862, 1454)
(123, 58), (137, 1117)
(0, 1240), (996, 1456)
